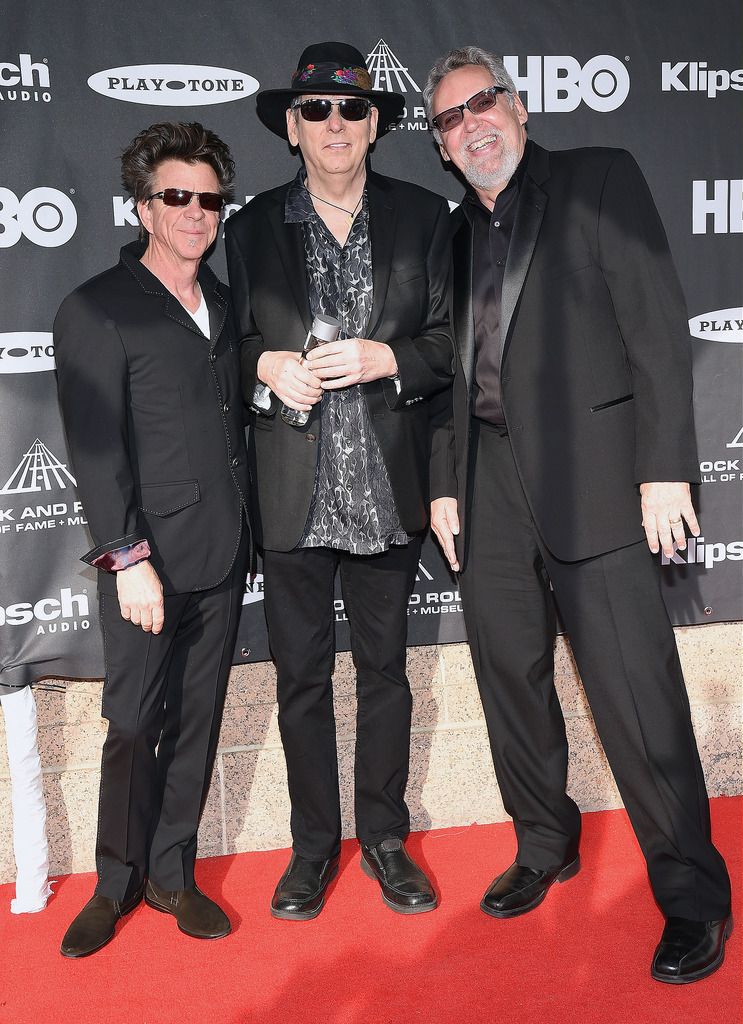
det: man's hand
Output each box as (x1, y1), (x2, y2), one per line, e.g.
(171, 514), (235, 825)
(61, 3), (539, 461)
(116, 560), (164, 634)
(306, 338), (397, 389)
(257, 351), (322, 412)
(431, 497), (460, 572)
(640, 481), (700, 558)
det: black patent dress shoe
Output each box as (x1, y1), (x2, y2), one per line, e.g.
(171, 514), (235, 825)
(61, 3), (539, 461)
(360, 838), (437, 914)
(145, 879), (231, 939)
(651, 915), (733, 984)
(270, 852), (340, 921)
(480, 855), (580, 919)
(60, 884), (144, 958)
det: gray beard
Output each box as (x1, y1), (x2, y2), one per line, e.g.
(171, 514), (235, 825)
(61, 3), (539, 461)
(462, 138), (521, 193)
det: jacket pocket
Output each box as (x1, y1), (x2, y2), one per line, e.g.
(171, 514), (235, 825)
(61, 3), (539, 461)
(393, 262), (425, 285)
(138, 479), (200, 516)
(590, 394), (634, 413)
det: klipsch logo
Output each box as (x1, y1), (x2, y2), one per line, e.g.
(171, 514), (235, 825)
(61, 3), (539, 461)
(662, 61), (743, 98)
(662, 537), (743, 568)
(0, 333), (55, 373)
(504, 55), (630, 112)
(0, 54), (51, 103)
(689, 309), (743, 342)
(0, 587), (90, 633)
(87, 64), (259, 106)
(0, 187), (77, 247)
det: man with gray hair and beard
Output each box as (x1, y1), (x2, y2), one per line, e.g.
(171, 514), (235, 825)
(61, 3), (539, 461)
(424, 46), (731, 984)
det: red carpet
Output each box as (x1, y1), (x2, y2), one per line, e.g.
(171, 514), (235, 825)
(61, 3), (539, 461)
(1, 798), (740, 1024)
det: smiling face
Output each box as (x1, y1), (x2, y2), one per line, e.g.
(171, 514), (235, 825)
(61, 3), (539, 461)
(137, 158), (221, 267)
(286, 94), (378, 183)
(432, 65), (528, 197)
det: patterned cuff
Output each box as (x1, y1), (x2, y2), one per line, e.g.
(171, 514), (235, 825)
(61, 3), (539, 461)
(91, 539), (151, 572)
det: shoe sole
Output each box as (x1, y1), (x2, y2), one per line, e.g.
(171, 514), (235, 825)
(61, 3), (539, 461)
(269, 863), (339, 922)
(479, 856), (581, 920)
(60, 890), (143, 958)
(651, 916), (734, 985)
(360, 854), (438, 915)
(145, 894), (231, 939)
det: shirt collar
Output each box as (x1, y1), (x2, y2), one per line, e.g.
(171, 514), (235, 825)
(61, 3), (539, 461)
(462, 137), (532, 220)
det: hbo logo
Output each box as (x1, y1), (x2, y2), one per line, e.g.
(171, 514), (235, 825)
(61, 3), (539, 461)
(0, 187), (77, 247)
(504, 55), (631, 112)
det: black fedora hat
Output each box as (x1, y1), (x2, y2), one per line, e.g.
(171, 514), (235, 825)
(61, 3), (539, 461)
(256, 41), (405, 139)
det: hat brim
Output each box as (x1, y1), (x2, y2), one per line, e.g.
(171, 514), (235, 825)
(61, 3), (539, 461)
(256, 85), (406, 140)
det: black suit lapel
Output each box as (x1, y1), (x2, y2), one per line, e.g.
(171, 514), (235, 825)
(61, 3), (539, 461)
(367, 173), (396, 339)
(501, 147), (549, 363)
(267, 196), (312, 334)
(452, 214), (476, 391)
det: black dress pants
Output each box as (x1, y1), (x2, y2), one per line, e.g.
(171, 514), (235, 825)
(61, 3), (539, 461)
(262, 540), (421, 861)
(459, 420), (731, 920)
(95, 542), (247, 902)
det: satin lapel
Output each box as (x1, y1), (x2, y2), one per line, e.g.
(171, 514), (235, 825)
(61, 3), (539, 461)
(366, 174), (396, 339)
(501, 175), (547, 363)
(452, 215), (475, 391)
(267, 196), (312, 334)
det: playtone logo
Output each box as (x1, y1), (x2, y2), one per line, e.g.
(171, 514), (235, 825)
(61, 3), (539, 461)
(689, 309), (743, 342)
(503, 55), (630, 112)
(0, 332), (55, 373)
(87, 64), (259, 106)
(0, 54), (51, 102)
(662, 61), (743, 97)
(0, 587), (90, 629)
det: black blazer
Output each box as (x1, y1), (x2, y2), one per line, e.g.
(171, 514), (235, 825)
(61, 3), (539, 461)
(225, 171), (453, 552)
(54, 241), (250, 596)
(431, 142), (700, 568)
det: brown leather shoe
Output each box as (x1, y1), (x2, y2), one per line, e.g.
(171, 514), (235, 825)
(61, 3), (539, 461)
(60, 885), (144, 958)
(145, 879), (231, 939)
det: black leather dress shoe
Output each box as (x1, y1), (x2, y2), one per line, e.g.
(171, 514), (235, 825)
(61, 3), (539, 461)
(271, 853), (340, 920)
(480, 855), (580, 918)
(651, 915), (733, 984)
(360, 838), (437, 914)
(145, 880), (231, 939)
(60, 884), (144, 958)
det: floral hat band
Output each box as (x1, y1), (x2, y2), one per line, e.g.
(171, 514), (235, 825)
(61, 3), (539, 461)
(293, 62), (373, 91)
(256, 41), (405, 139)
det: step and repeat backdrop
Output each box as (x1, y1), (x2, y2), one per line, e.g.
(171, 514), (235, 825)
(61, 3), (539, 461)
(1, 0), (741, 684)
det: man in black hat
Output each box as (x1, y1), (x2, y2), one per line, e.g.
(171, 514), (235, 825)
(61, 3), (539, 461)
(226, 42), (452, 919)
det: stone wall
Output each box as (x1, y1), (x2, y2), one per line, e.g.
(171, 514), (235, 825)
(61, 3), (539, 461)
(0, 622), (741, 884)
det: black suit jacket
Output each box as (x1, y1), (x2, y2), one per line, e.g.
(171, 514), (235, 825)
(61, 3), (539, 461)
(431, 142), (700, 568)
(54, 241), (250, 596)
(225, 171), (453, 551)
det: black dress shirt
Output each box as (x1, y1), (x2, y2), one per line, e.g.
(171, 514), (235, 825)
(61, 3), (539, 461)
(463, 140), (531, 425)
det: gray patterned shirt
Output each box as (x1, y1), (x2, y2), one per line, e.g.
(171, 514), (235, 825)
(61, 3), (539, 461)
(285, 171), (408, 554)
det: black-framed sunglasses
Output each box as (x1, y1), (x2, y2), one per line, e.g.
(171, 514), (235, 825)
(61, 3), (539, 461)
(431, 85), (509, 133)
(292, 97), (372, 122)
(145, 188), (225, 212)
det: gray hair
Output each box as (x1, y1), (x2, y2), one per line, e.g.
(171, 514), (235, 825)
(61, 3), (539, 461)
(423, 46), (519, 143)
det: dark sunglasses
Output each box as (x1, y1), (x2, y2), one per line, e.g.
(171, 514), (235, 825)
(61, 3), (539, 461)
(145, 188), (225, 212)
(431, 85), (510, 133)
(292, 97), (372, 122)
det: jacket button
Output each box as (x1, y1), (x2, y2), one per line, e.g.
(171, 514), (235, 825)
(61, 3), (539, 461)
(223, 402), (230, 413)
(210, 352), (216, 363)
(305, 433), (316, 442)
(231, 456), (239, 467)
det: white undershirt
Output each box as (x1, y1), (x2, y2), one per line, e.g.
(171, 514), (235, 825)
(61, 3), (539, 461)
(186, 292), (210, 339)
